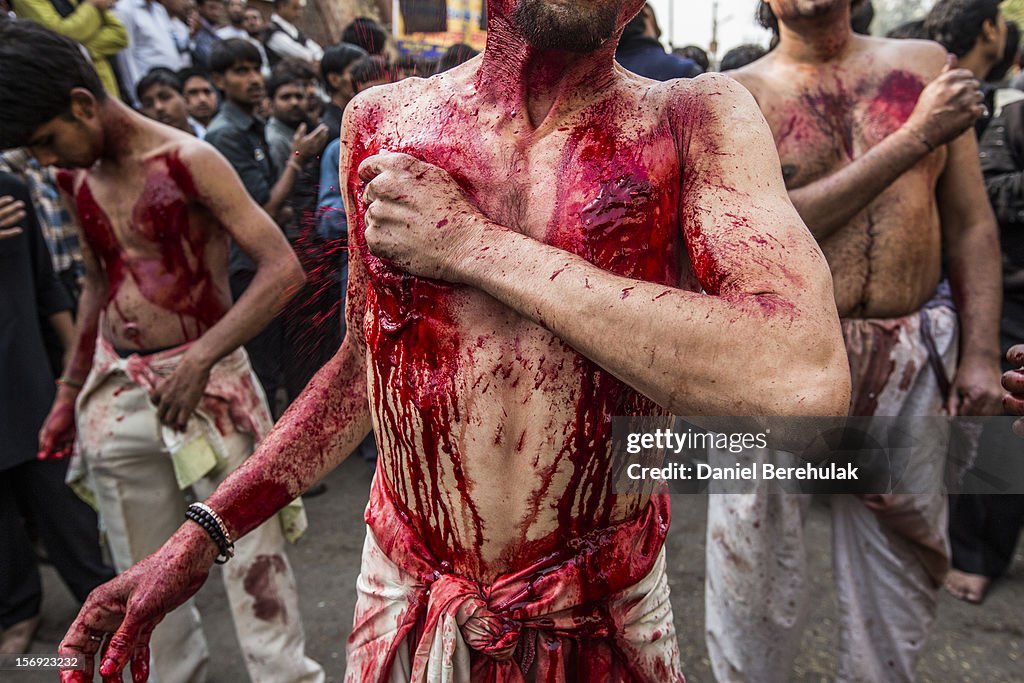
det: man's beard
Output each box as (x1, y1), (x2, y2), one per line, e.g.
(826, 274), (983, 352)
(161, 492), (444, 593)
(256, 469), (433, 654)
(511, 0), (622, 53)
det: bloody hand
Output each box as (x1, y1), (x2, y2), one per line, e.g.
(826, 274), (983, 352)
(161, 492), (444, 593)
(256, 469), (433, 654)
(151, 354), (210, 432)
(38, 391), (78, 460)
(1003, 345), (1024, 436)
(358, 151), (486, 282)
(903, 54), (986, 149)
(59, 524), (219, 682)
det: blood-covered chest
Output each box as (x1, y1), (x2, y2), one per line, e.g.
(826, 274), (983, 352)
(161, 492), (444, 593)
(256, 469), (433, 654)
(769, 70), (925, 185)
(72, 157), (207, 263)
(392, 123), (684, 286)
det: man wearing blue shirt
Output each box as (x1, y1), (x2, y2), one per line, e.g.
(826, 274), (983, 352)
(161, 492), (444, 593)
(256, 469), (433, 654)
(615, 2), (702, 80)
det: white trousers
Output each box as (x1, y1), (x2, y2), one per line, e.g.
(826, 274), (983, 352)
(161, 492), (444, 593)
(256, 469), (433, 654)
(78, 373), (324, 683)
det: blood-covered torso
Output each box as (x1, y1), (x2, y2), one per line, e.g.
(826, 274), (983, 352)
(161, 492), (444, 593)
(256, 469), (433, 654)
(734, 39), (948, 319)
(58, 142), (232, 349)
(347, 75), (693, 582)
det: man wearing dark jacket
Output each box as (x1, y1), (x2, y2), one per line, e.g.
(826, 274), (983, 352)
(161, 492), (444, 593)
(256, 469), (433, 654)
(615, 2), (701, 80)
(0, 173), (113, 654)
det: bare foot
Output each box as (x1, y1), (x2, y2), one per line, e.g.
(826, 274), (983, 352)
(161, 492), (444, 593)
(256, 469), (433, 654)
(943, 569), (991, 604)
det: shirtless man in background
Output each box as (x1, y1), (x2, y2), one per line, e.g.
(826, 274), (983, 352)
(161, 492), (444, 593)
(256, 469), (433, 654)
(55, 1), (850, 680)
(0, 21), (323, 683)
(705, 1), (1003, 680)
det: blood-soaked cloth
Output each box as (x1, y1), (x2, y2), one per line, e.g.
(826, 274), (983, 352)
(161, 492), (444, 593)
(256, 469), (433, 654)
(346, 472), (685, 682)
(841, 295), (959, 586)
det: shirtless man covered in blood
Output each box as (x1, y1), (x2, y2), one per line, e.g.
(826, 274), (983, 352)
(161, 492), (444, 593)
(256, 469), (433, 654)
(705, 1), (1003, 681)
(0, 21), (323, 683)
(52, 1), (851, 680)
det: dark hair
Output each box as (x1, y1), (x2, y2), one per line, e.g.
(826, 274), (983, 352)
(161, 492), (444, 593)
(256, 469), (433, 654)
(178, 67), (216, 88)
(675, 45), (710, 71)
(437, 43), (479, 72)
(989, 19), (1020, 81)
(136, 68), (183, 102)
(720, 44), (768, 71)
(757, 0), (869, 36)
(320, 41), (368, 90)
(209, 38), (262, 74)
(350, 55), (391, 92)
(886, 20), (929, 40)
(0, 20), (107, 150)
(267, 58), (315, 97)
(851, 0), (874, 35)
(925, 0), (1003, 58)
(342, 17), (389, 55)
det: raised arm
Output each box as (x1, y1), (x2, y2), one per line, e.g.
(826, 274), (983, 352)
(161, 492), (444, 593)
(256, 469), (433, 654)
(359, 75), (850, 417)
(737, 47), (983, 241)
(58, 107), (378, 683)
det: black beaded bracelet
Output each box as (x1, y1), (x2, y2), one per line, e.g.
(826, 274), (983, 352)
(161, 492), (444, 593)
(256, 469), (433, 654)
(185, 503), (235, 564)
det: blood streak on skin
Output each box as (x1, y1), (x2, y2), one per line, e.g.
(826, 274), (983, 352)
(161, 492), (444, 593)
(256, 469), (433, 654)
(66, 152), (228, 343)
(341, 83), (684, 585)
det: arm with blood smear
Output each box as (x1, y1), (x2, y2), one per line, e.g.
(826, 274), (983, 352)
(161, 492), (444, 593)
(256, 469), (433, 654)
(38, 185), (105, 460)
(57, 109), (376, 683)
(360, 75), (850, 418)
(748, 49), (984, 241)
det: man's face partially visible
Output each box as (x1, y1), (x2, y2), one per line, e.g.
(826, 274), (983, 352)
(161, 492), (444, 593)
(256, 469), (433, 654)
(26, 115), (101, 169)
(139, 83), (191, 132)
(198, 0), (225, 25)
(216, 61), (264, 108)
(183, 75), (219, 122)
(508, 0), (638, 53)
(271, 82), (307, 127)
(226, 0), (246, 24)
(277, 0), (303, 24)
(243, 8), (263, 35)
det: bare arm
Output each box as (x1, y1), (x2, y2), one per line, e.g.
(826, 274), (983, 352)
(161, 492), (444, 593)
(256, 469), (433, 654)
(48, 311), (76, 358)
(149, 141), (307, 429)
(38, 183), (105, 459)
(939, 129), (1004, 416)
(177, 142), (304, 369)
(361, 76), (850, 417)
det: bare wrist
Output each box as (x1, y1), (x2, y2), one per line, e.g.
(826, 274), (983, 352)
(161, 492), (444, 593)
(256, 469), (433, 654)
(900, 124), (935, 154)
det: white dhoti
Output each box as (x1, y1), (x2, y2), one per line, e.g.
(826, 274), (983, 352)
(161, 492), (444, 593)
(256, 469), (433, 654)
(706, 297), (957, 682)
(70, 337), (323, 683)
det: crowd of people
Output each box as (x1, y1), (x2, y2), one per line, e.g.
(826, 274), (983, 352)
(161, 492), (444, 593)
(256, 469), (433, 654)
(0, 0), (1022, 681)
